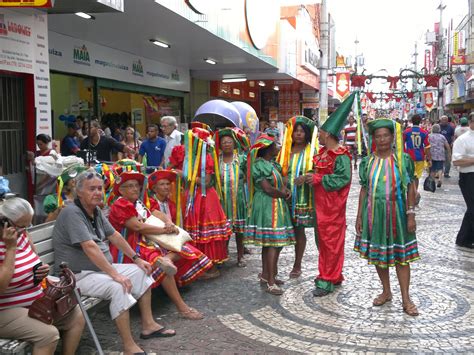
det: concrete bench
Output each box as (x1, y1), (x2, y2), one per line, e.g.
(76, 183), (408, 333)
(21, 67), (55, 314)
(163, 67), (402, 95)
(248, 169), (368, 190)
(0, 222), (104, 355)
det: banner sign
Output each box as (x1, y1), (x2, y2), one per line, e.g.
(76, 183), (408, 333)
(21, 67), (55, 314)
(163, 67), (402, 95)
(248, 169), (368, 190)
(0, 9), (51, 135)
(423, 92), (435, 112)
(335, 71), (350, 101)
(0, 0), (53, 7)
(49, 31), (191, 92)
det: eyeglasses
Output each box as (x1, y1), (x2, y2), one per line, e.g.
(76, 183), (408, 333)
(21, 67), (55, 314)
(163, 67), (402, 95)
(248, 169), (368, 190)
(85, 171), (102, 180)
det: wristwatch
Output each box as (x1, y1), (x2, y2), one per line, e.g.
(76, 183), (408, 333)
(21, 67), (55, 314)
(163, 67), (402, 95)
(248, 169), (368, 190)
(132, 253), (140, 262)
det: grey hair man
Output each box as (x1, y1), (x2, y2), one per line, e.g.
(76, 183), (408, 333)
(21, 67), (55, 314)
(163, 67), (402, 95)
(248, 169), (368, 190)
(52, 170), (176, 354)
(160, 116), (183, 167)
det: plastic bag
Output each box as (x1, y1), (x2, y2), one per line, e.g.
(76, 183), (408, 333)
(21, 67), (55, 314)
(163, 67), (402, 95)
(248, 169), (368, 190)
(423, 175), (436, 193)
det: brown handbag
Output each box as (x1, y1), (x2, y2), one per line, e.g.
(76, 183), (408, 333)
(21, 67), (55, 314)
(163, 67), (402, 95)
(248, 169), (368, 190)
(28, 263), (78, 325)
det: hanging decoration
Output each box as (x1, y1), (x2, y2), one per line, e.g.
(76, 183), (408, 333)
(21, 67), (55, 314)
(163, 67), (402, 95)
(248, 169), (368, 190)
(423, 92), (435, 112)
(335, 72), (351, 101)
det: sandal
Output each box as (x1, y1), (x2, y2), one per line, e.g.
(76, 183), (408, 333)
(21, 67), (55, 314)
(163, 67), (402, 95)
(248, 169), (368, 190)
(258, 273), (284, 286)
(402, 301), (419, 316)
(199, 270), (220, 280)
(289, 270), (302, 279)
(266, 284), (284, 296)
(179, 307), (204, 320)
(373, 293), (392, 306)
(237, 259), (247, 268)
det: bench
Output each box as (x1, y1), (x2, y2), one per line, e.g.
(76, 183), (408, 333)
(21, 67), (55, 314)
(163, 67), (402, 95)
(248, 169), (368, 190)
(0, 222), (104, 355)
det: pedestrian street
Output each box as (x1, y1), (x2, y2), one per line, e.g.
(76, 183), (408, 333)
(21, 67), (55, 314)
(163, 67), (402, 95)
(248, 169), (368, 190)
(78, 170), (474, 354)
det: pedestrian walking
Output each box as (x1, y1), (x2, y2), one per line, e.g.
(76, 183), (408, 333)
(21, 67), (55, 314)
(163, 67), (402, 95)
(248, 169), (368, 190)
(403, 114), (431, 204)
(439, 115), (455, 178)
(452, 113), (474, 249)
(343, 113), (358, 170)
(428, 124), (451, 188)
(355, 119), (420, 316)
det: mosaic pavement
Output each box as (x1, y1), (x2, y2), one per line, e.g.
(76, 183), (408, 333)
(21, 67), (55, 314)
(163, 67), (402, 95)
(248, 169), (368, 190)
(78, 171), (474, 354)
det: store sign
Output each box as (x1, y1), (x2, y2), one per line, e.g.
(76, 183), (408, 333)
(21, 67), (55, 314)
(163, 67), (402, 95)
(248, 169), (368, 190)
(49, 31), (190, 92)
(301, 39), (320, 75)
(0, 9), (51, 135)
(0, 0), (54, 7)
(96, 0), (124, 12)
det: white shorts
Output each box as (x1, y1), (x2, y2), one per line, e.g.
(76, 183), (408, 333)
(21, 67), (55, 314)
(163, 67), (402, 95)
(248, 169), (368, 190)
(76, 264), (154, 320)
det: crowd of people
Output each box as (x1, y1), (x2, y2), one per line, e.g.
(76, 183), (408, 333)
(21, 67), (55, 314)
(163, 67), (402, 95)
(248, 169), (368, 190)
(2, 99), (474, 354)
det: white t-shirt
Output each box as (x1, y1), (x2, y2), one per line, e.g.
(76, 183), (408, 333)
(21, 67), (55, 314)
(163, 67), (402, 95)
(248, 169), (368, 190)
(452, 129), (474, 173)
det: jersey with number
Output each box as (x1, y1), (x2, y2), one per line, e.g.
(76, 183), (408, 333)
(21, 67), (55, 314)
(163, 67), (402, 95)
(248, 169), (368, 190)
(403, 126), (430, 162)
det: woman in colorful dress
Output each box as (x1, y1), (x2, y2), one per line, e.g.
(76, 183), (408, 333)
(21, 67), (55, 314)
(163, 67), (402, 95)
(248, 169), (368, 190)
(278, 116), (318, 278)
(148, 169), (213, 285)
(245, 134), (295, 295)
(355, 118), (420, 316)
(215, 128), (249, 267)
(108, 170), (205, 320)
(179, 126), (231, 278)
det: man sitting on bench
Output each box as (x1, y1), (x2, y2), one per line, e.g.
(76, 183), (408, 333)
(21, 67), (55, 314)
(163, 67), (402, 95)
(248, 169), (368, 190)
(53, 169), (176, 355)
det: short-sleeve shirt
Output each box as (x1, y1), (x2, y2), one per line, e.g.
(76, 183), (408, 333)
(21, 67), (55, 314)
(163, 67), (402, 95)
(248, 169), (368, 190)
(139, 137), (167, 167)
(439, 124), (455, 145)
(428, 133), (448, 161)
(403, 126), (430, 161)
(52, 203), (116, 274)
(80, 136), (125, 161)
(61, 135), (80, 156)
(343, 123), (357, 146)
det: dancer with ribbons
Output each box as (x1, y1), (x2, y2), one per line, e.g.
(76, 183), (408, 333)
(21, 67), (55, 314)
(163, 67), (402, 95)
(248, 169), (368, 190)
(278, 116), (318, 278)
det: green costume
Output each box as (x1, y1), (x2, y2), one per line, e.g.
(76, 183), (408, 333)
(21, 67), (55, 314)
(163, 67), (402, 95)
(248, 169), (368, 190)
(219, 153), (248, 234)
(244, 158), (295, 247)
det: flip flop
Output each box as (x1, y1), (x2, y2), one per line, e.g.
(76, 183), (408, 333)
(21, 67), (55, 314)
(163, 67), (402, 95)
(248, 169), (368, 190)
(289, 270), (302, 279)
(258, 273), (284, 286)
(179, 307), (204, 320)
(139, 327), (176, 339)
(373, 293), (392, 306)
(403, 302), (419, 316)
(266, 284), (284, 296)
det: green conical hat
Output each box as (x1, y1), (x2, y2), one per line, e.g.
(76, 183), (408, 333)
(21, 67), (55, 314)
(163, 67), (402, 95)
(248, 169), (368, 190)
(321, 92), (356, 136)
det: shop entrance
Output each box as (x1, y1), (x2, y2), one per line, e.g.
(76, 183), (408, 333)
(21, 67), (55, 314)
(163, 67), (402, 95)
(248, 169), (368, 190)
(0, 74), (27, 197)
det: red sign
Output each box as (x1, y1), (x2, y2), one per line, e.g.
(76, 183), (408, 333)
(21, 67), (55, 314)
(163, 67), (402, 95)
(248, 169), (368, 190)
(423, 92), (435, 112)
(451, 55), (466, 66)
(424, 50), (433, 73)
(335, 72), (350, 101)
(0, 0), (53, 7)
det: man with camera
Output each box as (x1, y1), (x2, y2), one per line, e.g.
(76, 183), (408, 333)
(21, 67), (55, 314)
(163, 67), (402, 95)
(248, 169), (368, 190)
(52, 169), (176, 355)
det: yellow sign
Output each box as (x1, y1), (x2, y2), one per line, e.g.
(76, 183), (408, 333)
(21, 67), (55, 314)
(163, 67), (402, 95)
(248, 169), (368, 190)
(453, 32), (459, 56)
(0, 0), (53, 7)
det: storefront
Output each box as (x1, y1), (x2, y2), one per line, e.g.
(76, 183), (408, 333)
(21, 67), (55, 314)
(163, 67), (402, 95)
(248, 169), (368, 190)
(0, 8), (50, 199)
(48, 31), (190, 140)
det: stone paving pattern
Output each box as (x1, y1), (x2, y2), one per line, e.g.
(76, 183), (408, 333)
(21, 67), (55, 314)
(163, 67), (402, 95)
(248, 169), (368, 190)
(77, 170), (474, 354)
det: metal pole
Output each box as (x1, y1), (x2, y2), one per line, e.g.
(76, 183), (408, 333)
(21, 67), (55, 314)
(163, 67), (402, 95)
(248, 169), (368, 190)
(73, 288), (104, 355)
(437, 0), (446, 118)
(319, 0), (329, 124)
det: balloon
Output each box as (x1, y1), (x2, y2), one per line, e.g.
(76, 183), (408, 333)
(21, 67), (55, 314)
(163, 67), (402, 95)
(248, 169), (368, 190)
(193, 100), (242, 130)
(231, 101), (260, 144)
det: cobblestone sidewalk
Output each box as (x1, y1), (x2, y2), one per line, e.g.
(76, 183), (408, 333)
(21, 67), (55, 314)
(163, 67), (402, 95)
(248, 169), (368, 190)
(78, 171), (474, 354)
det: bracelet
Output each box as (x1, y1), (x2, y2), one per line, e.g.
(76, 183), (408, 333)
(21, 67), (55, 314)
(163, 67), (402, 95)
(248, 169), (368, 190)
(132, 253), (141, 262)
(407, 209), (416, 215)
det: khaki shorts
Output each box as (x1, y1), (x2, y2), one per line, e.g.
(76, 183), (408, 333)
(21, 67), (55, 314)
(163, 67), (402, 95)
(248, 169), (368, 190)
(0, 305), (82, 347)
(414, 161), (426, 179)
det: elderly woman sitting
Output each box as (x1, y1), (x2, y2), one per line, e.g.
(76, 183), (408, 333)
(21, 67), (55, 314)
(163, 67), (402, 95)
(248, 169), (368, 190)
(0, 197), (85, 355)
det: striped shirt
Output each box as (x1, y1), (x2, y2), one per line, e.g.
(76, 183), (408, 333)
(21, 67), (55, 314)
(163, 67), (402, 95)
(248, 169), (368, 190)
(344, 123), (357, 146)
(0, 232), (43, 310)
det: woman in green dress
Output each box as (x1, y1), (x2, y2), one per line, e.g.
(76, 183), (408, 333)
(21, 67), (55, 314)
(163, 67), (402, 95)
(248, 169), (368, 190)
(279, 116), (318, 278)
(355, 118), (420, 316)
(216, 128), (249, 267)
(245, 134), (295, 295)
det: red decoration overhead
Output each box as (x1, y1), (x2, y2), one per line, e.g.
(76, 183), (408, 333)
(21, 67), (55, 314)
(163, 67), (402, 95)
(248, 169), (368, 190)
(365, 92), (376, 103)
(395, 97), (402, 103)
(387, 76), (399, 90)
(351, 75), (367, 88)
(386, 93), (395, 100)
(424, 74), (440, 88)
(406, 92), (415, 99)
